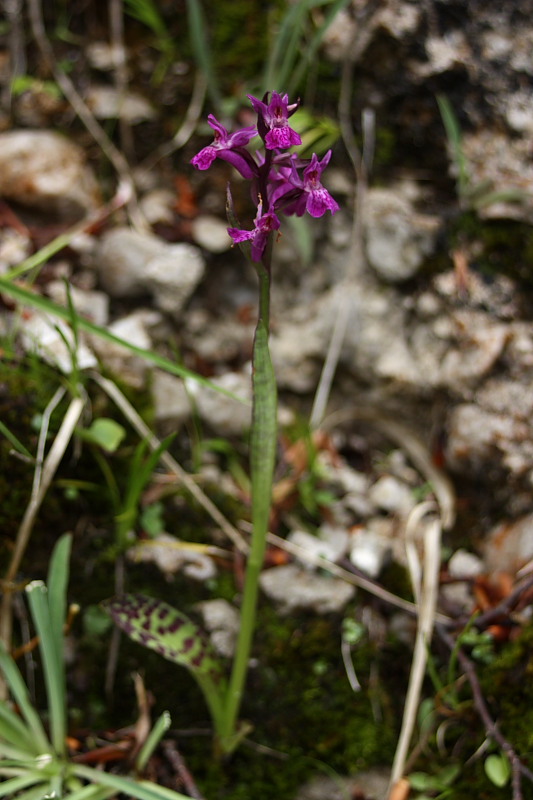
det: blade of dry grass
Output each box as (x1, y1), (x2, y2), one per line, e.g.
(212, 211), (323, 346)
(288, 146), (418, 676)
(387, 503), (442, 796)
(0, 391), (84, 679)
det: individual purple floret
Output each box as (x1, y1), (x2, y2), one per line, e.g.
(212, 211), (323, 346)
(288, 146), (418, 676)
(293, 151), (340, 218)
(247, 91), (301, 150)
(227, 200), (281, 263)
(191, 114), (257, 179)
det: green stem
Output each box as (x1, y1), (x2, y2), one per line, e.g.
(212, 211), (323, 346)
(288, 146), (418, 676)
(219, 257), (277, 752)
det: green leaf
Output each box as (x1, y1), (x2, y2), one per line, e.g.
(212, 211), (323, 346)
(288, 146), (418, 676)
(485, 753), (511, 788)
(0, 700), (39, 756)
(0, 646), (50, 754)
(26, 582), (67, 756)
(80, 419), (126, 453)
(139, 502), (165, 537)
(101, 594), (224, 682)
(0, 774), (44, 798)
(408, 772), (445, 792)
(47, 533), (72, 659)
(83, 605), (113, 637)
(135, 711), (171, 773)
(73, 763), (193, 800)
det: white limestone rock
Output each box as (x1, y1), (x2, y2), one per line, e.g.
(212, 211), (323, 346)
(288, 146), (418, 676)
(0, 130), (101, 220)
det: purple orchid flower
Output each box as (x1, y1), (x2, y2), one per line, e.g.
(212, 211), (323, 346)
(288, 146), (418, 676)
(301, 151), (340, 217)
(227, 200), (281, 262)
(191, 114), (257, 179)
(267, 151), (339, 218)
(247, 92), (302, 150)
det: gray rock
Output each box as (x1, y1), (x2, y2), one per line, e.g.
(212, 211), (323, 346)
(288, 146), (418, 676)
(368, 475), (416, 515)
(96, 227), (204, 312)
(196, 599), (240, 658)
(0, 130), (101, 220)
(89, 309), (162, 387)
(85, 86), (156, 123)
(0, 229), (31, 272)
(349, 524), (392, 579)
(186, 369), (252, 436)
(447, 548), (484, 579)
(152, 370), (192, 427)
(191, 215), (232, 253)
(446, 399), (533, 478)
(259, 563), (355, 614)
(20, 310), (97, 373)
(365, 186), (439, 282)
(288, 525), (350, 565)
(139, 189), (176, 225)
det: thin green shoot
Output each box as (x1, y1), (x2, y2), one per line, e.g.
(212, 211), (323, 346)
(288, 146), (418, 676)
(185, 0), (222, 111)
(135, 711), (171, 773)
(26, 582), (67, 756)
(0, 420), (33, 460)
(436, 94), (469, 200)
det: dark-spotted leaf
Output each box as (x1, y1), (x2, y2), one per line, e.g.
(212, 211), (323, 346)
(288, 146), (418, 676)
(102, 594), (224, 683)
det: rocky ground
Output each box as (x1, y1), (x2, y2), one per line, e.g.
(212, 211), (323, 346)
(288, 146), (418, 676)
(2, 1), (533, 799)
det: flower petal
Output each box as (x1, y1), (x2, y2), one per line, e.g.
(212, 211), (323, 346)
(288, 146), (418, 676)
(306, 187), (339, 217)
(191, 146), (217, 170)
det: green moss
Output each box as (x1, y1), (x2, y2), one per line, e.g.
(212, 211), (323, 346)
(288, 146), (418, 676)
(410, 623), (533, 799)
(184, 605), (399, 799)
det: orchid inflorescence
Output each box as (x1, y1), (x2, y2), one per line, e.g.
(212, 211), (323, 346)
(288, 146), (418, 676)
(191, 91), (339, 262)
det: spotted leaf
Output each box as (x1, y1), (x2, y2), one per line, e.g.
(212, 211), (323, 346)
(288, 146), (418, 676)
(102, 593), (224, 683)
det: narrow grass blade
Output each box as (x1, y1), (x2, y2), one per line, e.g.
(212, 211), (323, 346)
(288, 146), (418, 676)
(63, 784), (116, 800)
(185, 0), (221, 109)
(135, 711), (171, 773)
(9, 786), (61, 800)
(0, 773), (42, 797)
(0, 741), (39, 761)
(0, 419), (33, 460)
(0, 278), (242, 399)
(46, 533), (72, 666)
(0, 699), (39, 755)
(436, 94), (469, 197)
(26, 582), (66, 756)
(73, 764), (193, 800)
(0, 645), (50, 753)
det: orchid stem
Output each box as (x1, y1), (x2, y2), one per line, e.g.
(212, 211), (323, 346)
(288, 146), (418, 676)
(220, 250), (277, 752)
